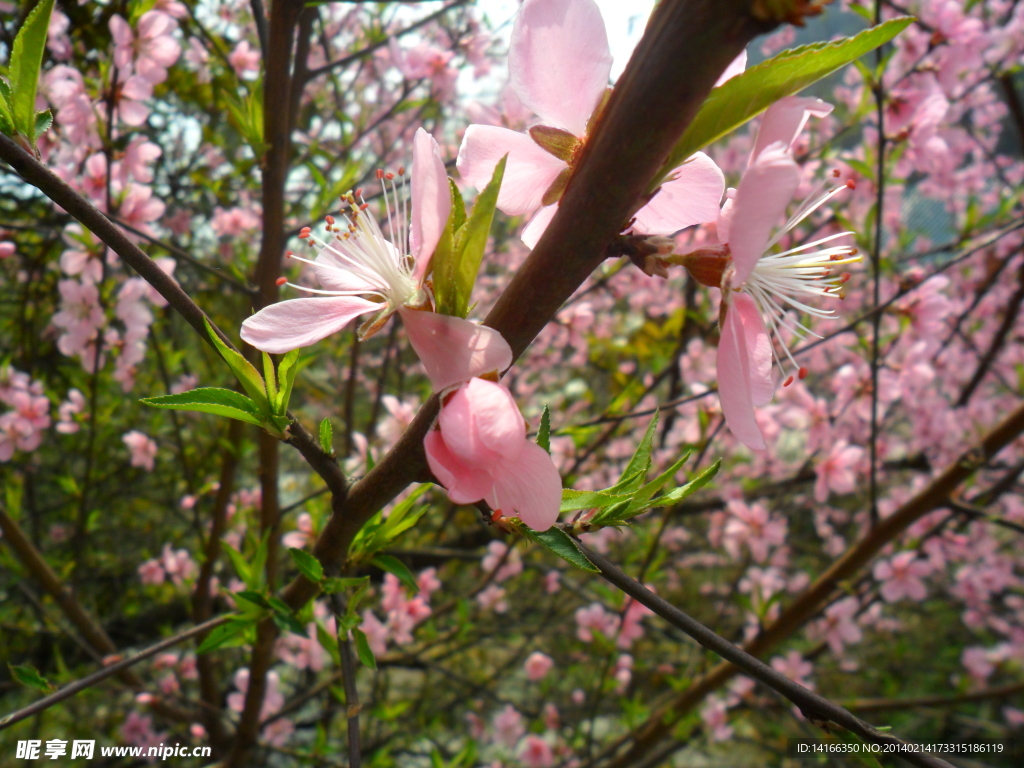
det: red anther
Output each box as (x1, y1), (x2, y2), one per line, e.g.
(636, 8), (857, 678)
(354, 187), (363, 198)
(845, 179), (857, 190)
(298, 227), (311, 239)
(798, 366), (808, 380)
(490, 508), (504, 524)
(385, 172), (395, 180)
(839, 272), (852, 284)
(275, 276), (288, 286)
(285, 250), (294, 257)
(783, 375), (795, 387)
(832, 169), (841, 177)
(397, 165), (406, 176)
(360, 203), (370, 211)
(376, 169), (384, 180)
(325, 215), (335, 225)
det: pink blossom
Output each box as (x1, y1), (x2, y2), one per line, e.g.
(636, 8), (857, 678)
(211, 206), (261, 238)
(618, 597), (654, 649)
(812, 597), (862, 655)
(575, 602), (617, 642)
(722, 500), (787, 563)
(477, 584), (509, 613)
(123, 430), (158, 470)
(518, 735), (555, 768)
(138, 558), (165, 585)
(524, 651), (554, 681)
(0, 242), (14, 258)
(282, 512), (315, 549)
(416, 567), (441, 598)
(424, 378), (562, 530)
(390, 40), (457, 99)
(242, 129), (511, 391)
(482, 541), (524, 582)
(493, 704), (525, 748)
(700, 696), (733, 741)
(874, 551), (930, 603)
(360, 610), (389, 656)
(457, 0), (724, 249)
(544, 570), (561, 593)
(961, 647), (995, 685)
(110, 11), (181, 85)
(229, 40), (261, 78)
(814, 441), (864, 502)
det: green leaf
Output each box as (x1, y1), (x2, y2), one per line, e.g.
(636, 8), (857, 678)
(649, 458), (721, 508)
(433, 156), (506, 318)
(448, 177), (467, 233)
(617, 414), (660, 494)
(197, 618), (253, 654)
(140, 388), (266, 427)
(235, 590), (272, 610)
(262, 352), (278, 408)
(289, 547), (324, 583)
(222, 543), (251, 584)
(9, 0), (55, 143)
(351, 627), (378, 671)
(319, 418), (333, 454)
(560, 488), (634, 513)
(517, 524), (598, 573)
(315, 620), (341, 666)
(536, 405), (551, 453)
(275, 349), (301, 414)
(623, 450), (693, 515)
(9, 663), (53, 692)
(33, 109), (51, 139)
(270, 600), (308, 637)
(0, 78), (14, 134)
(654, 17), (914, 188)
(204, 318), (270, 414)
(371, 554), (418, 593)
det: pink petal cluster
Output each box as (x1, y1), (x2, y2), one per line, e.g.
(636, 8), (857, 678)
(874, 551), (931, 603)
(424, 378), (562, 530)
(0, 368), (50, 461)
(123, 430), (158, 471)
(457, 0), (724, 248)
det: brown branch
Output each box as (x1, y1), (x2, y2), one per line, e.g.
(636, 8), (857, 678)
(602, 398), (1024, 768)
(844, 682), (1024, 714)
(0, 616), (229, 732)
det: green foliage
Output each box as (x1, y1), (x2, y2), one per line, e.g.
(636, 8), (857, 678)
(349, 485), (431, 562)
(196, 617), (255, 655)
(319, 418), (334, 454)
(351, 627), (377, 670)
(224, 80), (266, 155)
(289, 547), (325, 583)
(6, 0), (56, 147)
(653, 17), (914, 188)
(9, 663), (53, 692)
(512, 523), (598, 573)
(432, 155), (507, 318)
(372, 554), (419, 592)
(139, 387), (267, 427)
(536, 405), (551, 453)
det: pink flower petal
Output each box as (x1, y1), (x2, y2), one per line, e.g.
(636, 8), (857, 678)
(398, 308), (513, 391)
(424, 429), (495, 504)
(750, 96), (833, 162)
(732, 292), (774, 406)
(728, 145), (800, 285)
(509, 0), (612, 136)
(438, 378), (526, 464)
(488, 441), (562, 531)
(410, 128), (451, 281)
(457, 125), (567, 216)
(520, 204), (557, 249)
(632, 152), (724, 234)
(240, 295), (379, 353)
(717, 297), (766, 450)
(715, 49), (747, 86)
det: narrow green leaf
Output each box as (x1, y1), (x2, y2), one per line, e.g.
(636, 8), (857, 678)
(33, 109), (51, 139)
(319, 418), (333, 454)
(262, 352), (278, 407)
(647, 458), (721, 508)
(429, 190), (460, 316)
(450, 155), (506, 318)
(0, 78), (14, 134)
(315, 620), (341, 666)
(536, 405), (551, 453)
(560, 488), (634, 513)
(9, 663), (53, 692)
(204, 318), (270, 413)
(271, 607), (308, 637)
(197, 618), (252, 654)
(518, 524), (599, 573)
(372, 554), (419, 593)
(140, 388), (266, 427)
(623, 450), (693, 515)
(351, 627), (378, 670)
(618, 414), (659, 493)
(235, 590), (271, 610)
(9, 0), (55, 143)
(448, 177), (467, 233)
(250, 530), (271, 589)
(654, 17), (914, 188)
(276, 349), (301, 414)
(289, 547), (324, 583)
(222, 544), (251, 584)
